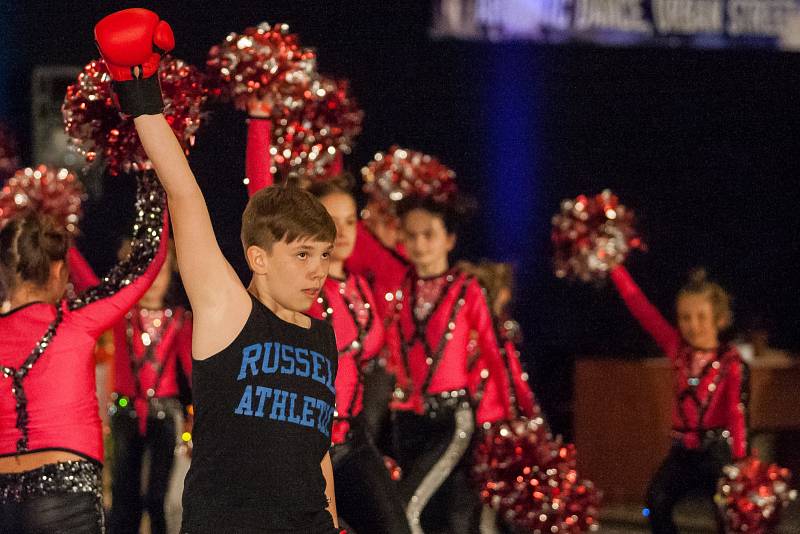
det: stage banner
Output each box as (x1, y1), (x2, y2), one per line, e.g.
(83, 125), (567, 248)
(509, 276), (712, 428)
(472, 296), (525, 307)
(432, 0), (800, 50)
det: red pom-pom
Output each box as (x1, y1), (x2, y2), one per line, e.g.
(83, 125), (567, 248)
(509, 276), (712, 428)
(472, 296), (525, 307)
(361, 146), (457, 211)
(716, 456), (797, 533)
(270, 76), (363, 182)
(0, 123), (19, 183)
(206, 22), (315, 114)
(0, 165), (86, 234)
(63, 57), (206, 175)
(551, 190), (645, 282)
(473, 418), (601, 532)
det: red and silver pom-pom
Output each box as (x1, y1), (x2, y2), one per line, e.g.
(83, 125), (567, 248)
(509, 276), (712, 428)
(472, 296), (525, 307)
(473, 419), (601, 532)
(206, 21), (316, 114)
(551, 190), (645, 282)
(0, 165), (86, 234)
(0, 123), (19, 182)
(361, 146), (458, 210)
(270, 76), (363, 182)
(716, 457), (797, 533)
(63, 57), (206, 175)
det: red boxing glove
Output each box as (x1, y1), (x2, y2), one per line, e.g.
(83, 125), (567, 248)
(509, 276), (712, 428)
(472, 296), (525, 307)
(95, 8), (173, 80)
(94, 8), (175, 116)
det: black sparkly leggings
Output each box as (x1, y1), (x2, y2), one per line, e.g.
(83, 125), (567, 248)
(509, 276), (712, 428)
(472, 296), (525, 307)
(0, 460), (104, 534)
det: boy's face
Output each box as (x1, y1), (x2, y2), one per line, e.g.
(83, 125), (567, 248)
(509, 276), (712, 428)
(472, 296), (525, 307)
(255, 237), (333, 312)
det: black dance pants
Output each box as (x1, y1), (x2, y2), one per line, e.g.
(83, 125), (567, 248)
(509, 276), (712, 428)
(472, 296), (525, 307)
(109, 402), (178, 534)
(646, 440), (731, 534)
(331, 416), (411, 534)
(393, 404), (480, 534)
(0, 461), (105, 534)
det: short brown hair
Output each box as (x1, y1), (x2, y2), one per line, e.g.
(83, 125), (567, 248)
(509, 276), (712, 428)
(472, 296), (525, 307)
(677, 268), (733, 329)
(241, 185), (336, 251)
(0, 212), (69, 293)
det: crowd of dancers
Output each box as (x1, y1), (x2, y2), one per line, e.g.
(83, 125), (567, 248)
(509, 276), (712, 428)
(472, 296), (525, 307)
(0, 7), (792, 534)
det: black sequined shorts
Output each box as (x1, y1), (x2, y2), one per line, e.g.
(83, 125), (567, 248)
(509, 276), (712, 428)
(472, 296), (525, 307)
(0, 460), (104, 533)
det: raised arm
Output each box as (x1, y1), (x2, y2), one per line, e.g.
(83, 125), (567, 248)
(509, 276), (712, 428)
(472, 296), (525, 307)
(133, 119), (250, 361)
(245, 112), (274, 197)
(610, 264), (680, 357)
(94, 8), (250, 359)
(67, 173), (170, 337)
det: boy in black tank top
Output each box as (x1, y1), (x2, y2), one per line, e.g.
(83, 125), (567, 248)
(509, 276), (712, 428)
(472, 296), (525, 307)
(93, 10), (342, 533)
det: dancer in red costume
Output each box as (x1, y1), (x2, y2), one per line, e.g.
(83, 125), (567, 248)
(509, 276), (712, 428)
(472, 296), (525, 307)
(460, 261), (537, 424)
(243, 104), (410, 321)
(610, 264), (748, 534)
(386, 195), (510, 534)
(0, 172), (169, 533)
(71, 241), (192, 534)
(304, 179), (411, 534)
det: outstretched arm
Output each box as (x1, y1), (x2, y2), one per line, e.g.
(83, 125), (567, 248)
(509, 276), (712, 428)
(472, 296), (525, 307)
(133, 115), (250, 358)
(93, 7), (250, 358)
(610, 265), (680, 358)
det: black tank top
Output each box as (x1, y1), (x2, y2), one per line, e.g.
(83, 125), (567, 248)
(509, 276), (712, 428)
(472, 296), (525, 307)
(182, 294), (338, 532)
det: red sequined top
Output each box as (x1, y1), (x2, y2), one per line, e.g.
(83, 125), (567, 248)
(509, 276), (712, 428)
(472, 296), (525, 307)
(308, 274), (384, 444)
(386, 269), (511, 419)
(0, 219), (169, 463)
(610, 265), (748, 459)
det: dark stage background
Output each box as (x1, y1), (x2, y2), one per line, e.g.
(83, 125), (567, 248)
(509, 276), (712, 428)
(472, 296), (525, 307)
(3, 1), (799, 433)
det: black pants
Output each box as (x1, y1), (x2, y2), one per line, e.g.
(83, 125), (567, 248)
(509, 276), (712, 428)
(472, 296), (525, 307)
(110, 406), (177, 534)
(181, 509), (339, 534)
(0, 491), (104, 534)
(332, 418), (411, 534)
(0, 460), (105, 534)
(393, 407), (480, 534)
(646, 441), (731, 534)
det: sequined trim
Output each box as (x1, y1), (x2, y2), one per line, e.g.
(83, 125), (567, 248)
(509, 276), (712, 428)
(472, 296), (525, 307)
(68, 170), (166, 311)
(396, 272), (470, 399)
(317, 275), (376, 419)
(1, 306), (63, 452)
(0, 460), (102, 504)
(405, 402), (474, 534)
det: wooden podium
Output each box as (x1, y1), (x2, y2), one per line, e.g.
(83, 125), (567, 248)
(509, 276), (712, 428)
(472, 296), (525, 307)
(574, 358), (800, 504)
